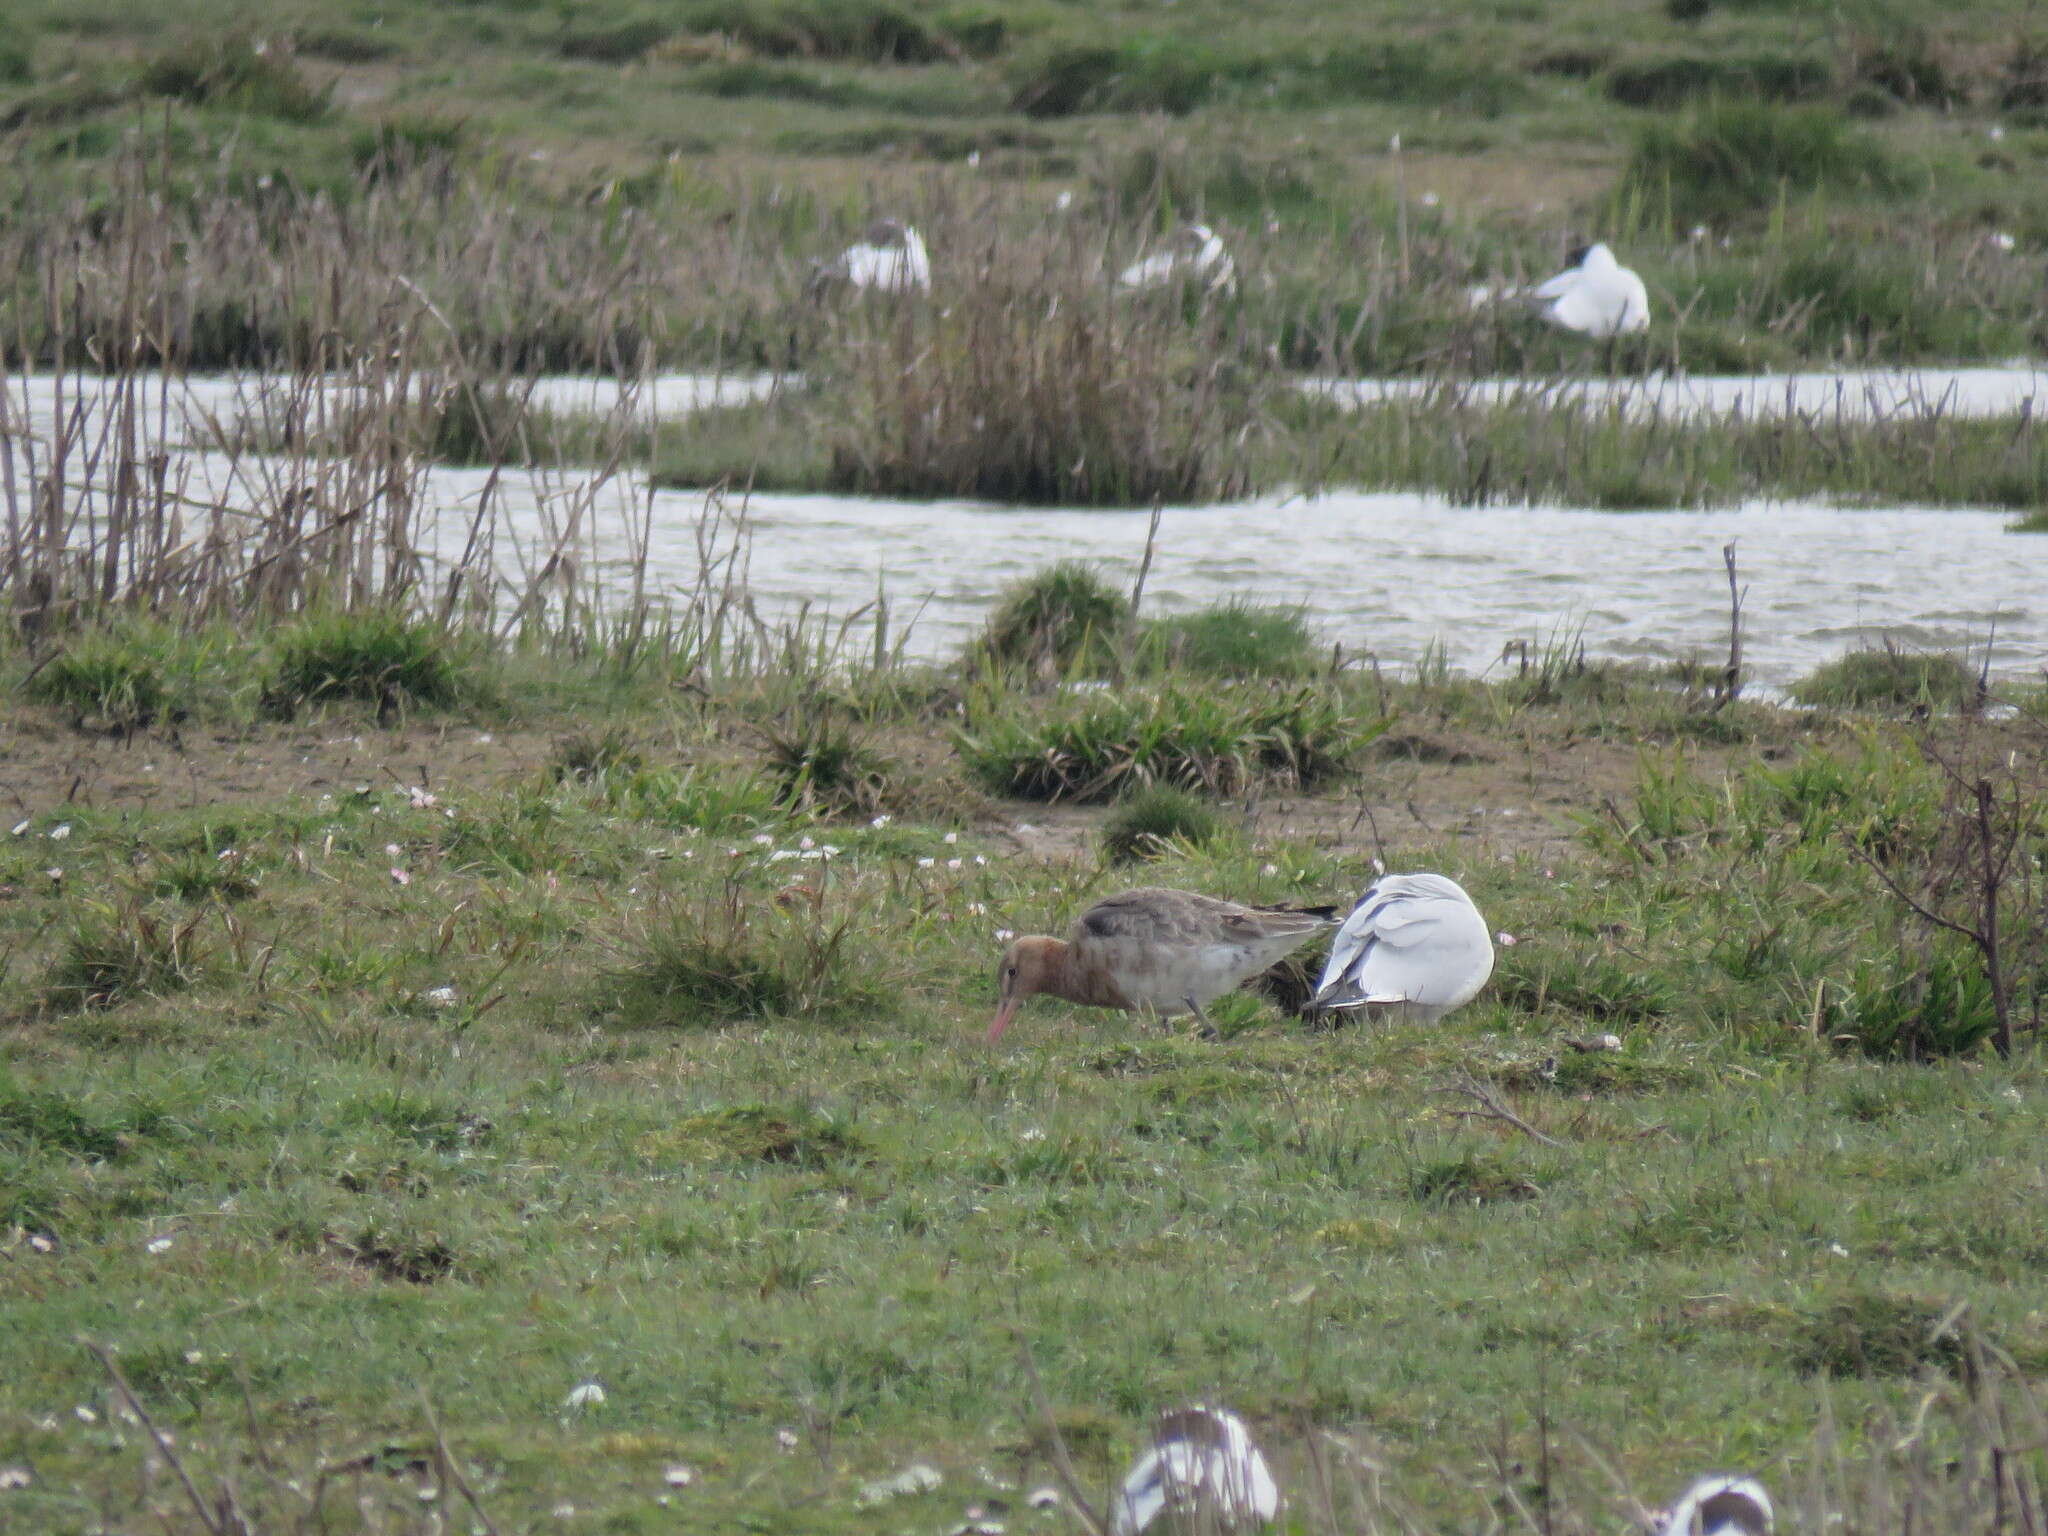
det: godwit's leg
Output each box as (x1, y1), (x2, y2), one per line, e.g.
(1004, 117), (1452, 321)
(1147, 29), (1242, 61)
(1183, 995), (1219, 1040)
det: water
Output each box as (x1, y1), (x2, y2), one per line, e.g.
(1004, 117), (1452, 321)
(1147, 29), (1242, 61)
(1311, 365), (2048, 422)
(4, 368), (2040, 690)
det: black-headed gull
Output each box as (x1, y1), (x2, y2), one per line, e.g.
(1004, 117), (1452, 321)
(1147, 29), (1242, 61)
(1657, 1474), (1773, 1535)
(1117, 223), (1236, 295)
(1111, 1405), (1279, 1535)
(815, 218), (931, 295)
(1529, 242), (1650, 337)
(991, 888), (1337, 1042)
(1470, 242), (1649, 337)
(1310, 873), (1494, 1022)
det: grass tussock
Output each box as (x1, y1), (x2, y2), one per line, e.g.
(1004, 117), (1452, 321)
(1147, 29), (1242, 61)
(759, 709), (894, 816)
(1143, 602), (1319, 679)
(1792, 646), (1981, 711)
(601, 882), (888, 1026)
(42, 903), (211, 1014)
(977, 562), (1133, 675)
(1099, 784), (1224, 863)
(26, 633), (171, 732)
(956, 682), (1370, 801)
(136, 37), (330, 122)
(264, 612), (468, 719)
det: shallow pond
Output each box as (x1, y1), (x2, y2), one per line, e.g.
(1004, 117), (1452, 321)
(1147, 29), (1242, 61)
(3, 369), (2040, 689)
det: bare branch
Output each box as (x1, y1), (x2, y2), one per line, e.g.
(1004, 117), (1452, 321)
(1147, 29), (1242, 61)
(1438, 1075), (1564, 1148)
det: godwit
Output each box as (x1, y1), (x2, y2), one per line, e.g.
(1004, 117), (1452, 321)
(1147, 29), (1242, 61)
(988, 887), (1335, 1043)
(1657, 1475), (1773, 1535)
(1311, 873), (1494, 1023)
(1112, 1405), (1278, 1536)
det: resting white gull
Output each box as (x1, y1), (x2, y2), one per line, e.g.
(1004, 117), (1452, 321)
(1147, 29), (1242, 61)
(1310, 872), (1494, 1023)
(817, 218), (931, 295)
(1111, 1405), (1278, 1535)
(1117, 223), (1237, 295)
(1470, 242), (1649, 337)
(1657, 1474), (1773, 1535)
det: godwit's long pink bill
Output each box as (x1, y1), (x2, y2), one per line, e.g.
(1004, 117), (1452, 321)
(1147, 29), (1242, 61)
(990, 887), (1335, 1043)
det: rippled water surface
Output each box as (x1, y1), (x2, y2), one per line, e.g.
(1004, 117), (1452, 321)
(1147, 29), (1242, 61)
(5, 369), (2041, 688)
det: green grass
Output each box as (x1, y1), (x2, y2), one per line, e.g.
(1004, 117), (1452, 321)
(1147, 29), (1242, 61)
(978, 562), (1133, 674)
(1142, 602), (1320, 679)
(1098, 783), (1225, 863)
(263, 611), (471, 718)
(954, 680), (1370, 801)
(1792, 646), (1982, 710)
(3, 631), (2048, 1530)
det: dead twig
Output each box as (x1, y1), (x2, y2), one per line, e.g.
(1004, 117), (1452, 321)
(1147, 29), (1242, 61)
(87, 1339), (233, 1536)
(1439, 1075), (1565, 1148)
(1017, 1341), (1108, 1536)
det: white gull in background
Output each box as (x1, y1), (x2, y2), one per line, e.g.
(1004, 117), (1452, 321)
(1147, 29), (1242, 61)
(817, 218), (931, 295)
(1471, 242), (1650, 337)
(1311, 873), (1495, 1022)
(1657, 1474), (1773, 1535)
(1112, 1405), (1278, 1535)
(1118, 223), (1237, 295)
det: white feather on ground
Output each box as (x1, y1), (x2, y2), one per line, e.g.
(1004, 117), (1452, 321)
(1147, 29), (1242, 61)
(1117, 223), (1236, 294)
(1112, 1405), (1278, 1535)
(1311, 873), (1494, 1023)
(1658, 1475), (1774, 1535)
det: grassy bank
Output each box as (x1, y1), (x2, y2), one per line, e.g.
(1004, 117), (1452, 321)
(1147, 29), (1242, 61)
(2, 591), (2046, 1530)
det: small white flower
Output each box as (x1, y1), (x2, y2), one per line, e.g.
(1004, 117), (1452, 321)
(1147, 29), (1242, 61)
(9, 820), (28, 836)
(663, 1464), (696, 1487)
(943, 831), (959, 845)
(45, 867), (62, 881)
(564, 1381), (606, 1409)
(409, 786), (438, 809)
(994, 929), (1015, 942)
(424, 986), (459, 1010)
(799, 835), (816, 851)
(1690, 223), (1709, 242)
(476, 733), (494, 745)
(146, 1235), (174, 1254)
(752, 833), (774, 846)
(917, 857), (936, 870)
(870, 814), (892, 829)
(1027, 1486), (1061, 1510)
(973, 854), (987, 866)
(551, 1501), (576, 1518)
(775, 1427), (800, 1452)
(384, 843), (402, 858)
(217, 847), (238, 862)
(1370, 857), (1386, 875)
(1991, 230), (2017, 252)
(1827, 1241), (1849, 1258)
(1053, 190), (1073, 211)
(49, 824), (70, 841)
(946, 858), (963, 871)
(966, 902), (986, 916)
(1419, 191), (1439, 207)
(0, 1466), (30, 1490)
(390, 868), (411, 887)
(1018, 1127), (1045, 1143)
(1990, 123), (2007, 141)
(1495, 931), (1517, 946)
(75, 1406), (98, 1423)
(29, 1233), (53, 1253)
(1260, 863), (1278, 877)
(184, 1349), (205, 1365)
(1388, 132), (1401, 153)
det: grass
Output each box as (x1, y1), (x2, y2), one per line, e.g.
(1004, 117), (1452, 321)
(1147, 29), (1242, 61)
(1141, 602), (1319, 679)
(1099, 784), (1225, 863)
(1792, 645), (1982, 710)
(978, 563), (1133, 674)
(2, 616), (2048, 1530)
(263, 612), (470, 719)
(954, 681), (1370, 801)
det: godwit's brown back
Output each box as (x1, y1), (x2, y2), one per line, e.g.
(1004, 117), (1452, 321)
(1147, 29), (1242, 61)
(1070, 888), (1335, 1016)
